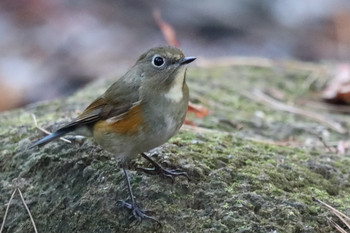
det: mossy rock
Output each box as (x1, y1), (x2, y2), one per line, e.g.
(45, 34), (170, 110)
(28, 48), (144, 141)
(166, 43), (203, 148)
(0, 59), (349, 232)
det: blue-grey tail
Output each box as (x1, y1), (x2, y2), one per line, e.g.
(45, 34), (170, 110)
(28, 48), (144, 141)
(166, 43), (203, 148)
(29, 127), (74, 149)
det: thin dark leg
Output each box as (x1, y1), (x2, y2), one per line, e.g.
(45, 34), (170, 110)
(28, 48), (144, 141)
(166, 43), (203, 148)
(119, 167), (160, 224)
(123, 168), (135, 205)
(139, 153), (190, 183)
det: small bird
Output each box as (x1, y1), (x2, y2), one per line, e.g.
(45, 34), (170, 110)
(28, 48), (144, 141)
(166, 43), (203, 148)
(30, 46), (196, 222)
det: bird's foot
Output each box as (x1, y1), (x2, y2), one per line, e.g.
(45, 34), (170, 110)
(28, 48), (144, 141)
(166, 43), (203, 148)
(139, 153), (190, 182)
(118, 200), (160, 225)
(138, 164), (190, 183)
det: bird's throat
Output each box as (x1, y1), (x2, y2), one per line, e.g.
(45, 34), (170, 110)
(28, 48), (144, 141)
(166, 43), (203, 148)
(164, 68), (186, 103)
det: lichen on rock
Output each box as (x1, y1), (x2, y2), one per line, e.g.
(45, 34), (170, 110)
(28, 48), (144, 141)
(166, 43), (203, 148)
(1, 60), (350, 232)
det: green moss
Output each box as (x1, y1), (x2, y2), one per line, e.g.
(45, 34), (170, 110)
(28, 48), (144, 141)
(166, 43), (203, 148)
(1, 60), (349, 232)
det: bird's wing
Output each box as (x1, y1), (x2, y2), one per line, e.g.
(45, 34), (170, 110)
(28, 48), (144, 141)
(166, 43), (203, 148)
(67, 97), (136, 127)
(30, 77), (141, 148)
(65, 77), (141, 129)
(61, 66), (141, 127)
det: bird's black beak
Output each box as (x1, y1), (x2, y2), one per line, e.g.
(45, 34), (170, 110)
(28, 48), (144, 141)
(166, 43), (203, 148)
(180, 57), (196, 65)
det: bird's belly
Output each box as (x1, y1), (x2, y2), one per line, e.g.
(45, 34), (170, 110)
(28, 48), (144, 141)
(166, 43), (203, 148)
(145, 100), (188, 148)
(92, 116), (182, 162)
(93, 100), (187, 162)
(144, 116), (181, 150)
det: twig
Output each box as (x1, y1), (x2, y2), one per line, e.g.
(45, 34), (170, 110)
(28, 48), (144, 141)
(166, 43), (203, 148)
(297, 99), (350, 114)
(306, 130), (335, 152)
(18, 189), (38, 233)
(0, 189), (17, 233)
(327, 217), (348, 233)
(317, 135), (335, 153)
(332, 213), (350, 231)
(153, 8), (180, 47)
(314, 197), (350, 230)
(242, 89), (347, 134)
(31, 113), (71, 144)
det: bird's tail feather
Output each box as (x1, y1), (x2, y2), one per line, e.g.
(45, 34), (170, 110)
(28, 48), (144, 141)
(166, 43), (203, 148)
(30, 126), (75, 149)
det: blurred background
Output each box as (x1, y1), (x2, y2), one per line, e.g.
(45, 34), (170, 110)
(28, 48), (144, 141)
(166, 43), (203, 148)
(1, 0), (350, 111)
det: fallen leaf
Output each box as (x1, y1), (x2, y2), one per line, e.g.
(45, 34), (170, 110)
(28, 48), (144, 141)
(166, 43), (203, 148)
(323, 64), (350, 103)
(183, 118), (196, 126)
(184, 102), (210, 126)
(188, 102), (210, 118)
(152, 8), (180, 47)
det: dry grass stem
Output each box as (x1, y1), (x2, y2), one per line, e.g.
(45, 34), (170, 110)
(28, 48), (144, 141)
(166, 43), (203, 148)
(0, 189), (17, 233)
(327, 218), (348, 233)
(18, 189), (38, 233)
(314, 198), (350, 232)
(242, 89), (347, 134)
(31, 113), (71, 144)
(152, 8), (180, 47)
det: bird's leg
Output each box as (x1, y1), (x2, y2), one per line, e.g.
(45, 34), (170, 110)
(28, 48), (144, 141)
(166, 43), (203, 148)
(118, 167), (160, 224)
(139, 153), (190, 183)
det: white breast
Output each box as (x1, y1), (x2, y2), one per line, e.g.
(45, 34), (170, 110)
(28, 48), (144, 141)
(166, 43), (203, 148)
(164, 68), (186, 103)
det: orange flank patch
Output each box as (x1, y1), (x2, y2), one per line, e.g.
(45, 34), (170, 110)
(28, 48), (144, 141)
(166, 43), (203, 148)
(94, 105), (145, 135)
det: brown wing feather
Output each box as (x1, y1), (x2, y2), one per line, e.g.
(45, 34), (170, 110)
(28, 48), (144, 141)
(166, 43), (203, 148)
(93, 103), (145, 137)
(62, 97), (135, 129)
(31, 68), (142, 148)
(59, 67), (142, 130)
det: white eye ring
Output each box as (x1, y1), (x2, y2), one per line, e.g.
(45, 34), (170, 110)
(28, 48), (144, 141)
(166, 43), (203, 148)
(152, 55), (165, 68)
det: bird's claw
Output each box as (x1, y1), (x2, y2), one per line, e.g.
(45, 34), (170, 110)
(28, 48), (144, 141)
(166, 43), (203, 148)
(118, 200), (161, 225)
(138, 165), (190, 183)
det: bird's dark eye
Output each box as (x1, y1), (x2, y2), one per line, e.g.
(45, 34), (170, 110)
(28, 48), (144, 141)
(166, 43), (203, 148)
(152, 56), (165, 67)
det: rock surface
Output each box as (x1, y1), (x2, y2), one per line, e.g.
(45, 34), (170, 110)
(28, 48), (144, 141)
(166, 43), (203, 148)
(1, 59), (350, 232)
